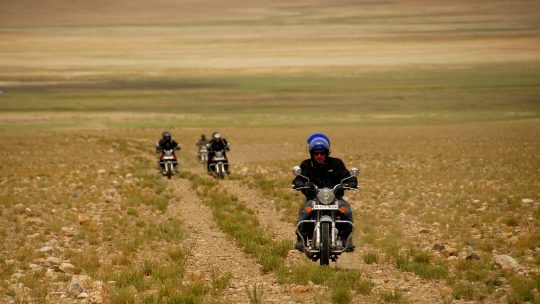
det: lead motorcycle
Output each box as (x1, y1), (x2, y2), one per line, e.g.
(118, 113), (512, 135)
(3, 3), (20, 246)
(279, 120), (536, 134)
(292, 165), (358, 265)
(208, 150), (228, 179)
(159, 149), (178, 179)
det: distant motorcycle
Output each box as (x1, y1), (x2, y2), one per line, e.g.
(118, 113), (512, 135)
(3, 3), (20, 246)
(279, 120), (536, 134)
(198, 146), (208, 164)
(292, 165), (358, 265)
(159, 149), (178, 179)
(208, 150), (228, 179)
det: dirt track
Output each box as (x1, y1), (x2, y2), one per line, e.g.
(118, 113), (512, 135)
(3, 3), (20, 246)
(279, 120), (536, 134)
(168, 177), (300, 303)
(161, 157), (320, 303)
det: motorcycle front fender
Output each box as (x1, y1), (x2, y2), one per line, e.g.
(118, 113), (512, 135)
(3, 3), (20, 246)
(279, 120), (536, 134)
(319, 215), (334, 223)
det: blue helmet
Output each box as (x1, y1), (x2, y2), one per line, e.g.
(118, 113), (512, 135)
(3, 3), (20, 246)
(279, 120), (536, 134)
(307, 133), (330, 152)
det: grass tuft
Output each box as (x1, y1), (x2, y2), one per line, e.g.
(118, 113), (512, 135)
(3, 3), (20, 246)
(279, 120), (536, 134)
(211, 269), (232, 292)
(331, 286), (353, 304)
(363, 251), (379, 264)
(379, 288), (403, 303)
(395, 250), (448, 280)
(247, 283), (265, 304)
(451, 281), (481, 301)
(507, 275), (539, 303)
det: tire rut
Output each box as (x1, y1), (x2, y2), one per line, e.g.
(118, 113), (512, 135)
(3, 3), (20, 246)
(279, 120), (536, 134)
(220, 180), (295, 242)
(166, 176), (299, 303)
(218, 180), (311, 269)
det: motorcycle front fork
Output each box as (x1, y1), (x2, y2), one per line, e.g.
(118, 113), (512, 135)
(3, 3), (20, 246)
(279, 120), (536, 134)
(314, 222), (338, 249)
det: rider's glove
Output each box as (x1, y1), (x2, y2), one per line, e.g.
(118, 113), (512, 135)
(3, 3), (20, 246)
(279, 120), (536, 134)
(342, 182), (358, 189)
(292, 180), (308, 189)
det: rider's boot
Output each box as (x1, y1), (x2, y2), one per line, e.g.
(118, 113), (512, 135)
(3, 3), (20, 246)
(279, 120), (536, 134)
(294, 235), (305, 252)
(345, 239), (355, 252)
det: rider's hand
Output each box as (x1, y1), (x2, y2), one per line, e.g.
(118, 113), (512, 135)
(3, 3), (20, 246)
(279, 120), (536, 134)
(342, 182), (358, 189)
(292, 180), (308, 189)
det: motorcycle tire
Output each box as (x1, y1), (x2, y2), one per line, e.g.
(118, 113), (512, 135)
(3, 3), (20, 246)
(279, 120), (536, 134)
(166, 163), (173, 179)
(320, 222), (330, 266)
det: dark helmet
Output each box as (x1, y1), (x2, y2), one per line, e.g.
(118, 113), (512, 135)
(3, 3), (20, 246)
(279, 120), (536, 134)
(201, 134), (206, 140)
(212, 132), (221, 140)
(307, 133), (330, 154)
(162, 130), (172, 141)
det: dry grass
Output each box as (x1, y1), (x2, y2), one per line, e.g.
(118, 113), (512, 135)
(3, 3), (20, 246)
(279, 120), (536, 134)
(1, 123), (538, 301)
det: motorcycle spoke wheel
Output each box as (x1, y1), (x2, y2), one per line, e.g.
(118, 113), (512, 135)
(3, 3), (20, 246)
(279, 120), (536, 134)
(320, 222), (330, 266)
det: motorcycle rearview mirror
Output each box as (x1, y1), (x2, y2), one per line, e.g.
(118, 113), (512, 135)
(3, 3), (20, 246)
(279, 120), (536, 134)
(292, 165), (302, 176)
(350, 167), (359, 177)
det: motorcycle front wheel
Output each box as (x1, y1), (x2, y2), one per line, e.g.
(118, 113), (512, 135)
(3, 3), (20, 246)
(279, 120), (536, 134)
(320, 222), (330, 265)
(166, 163), (173, 179)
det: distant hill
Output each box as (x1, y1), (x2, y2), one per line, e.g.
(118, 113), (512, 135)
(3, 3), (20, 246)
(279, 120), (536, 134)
(3, 0), (539, 28)
(0, 0), (356, 27)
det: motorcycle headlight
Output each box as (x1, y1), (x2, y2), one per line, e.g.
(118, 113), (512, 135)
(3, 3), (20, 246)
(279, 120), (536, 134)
(317, 188), (335, 205)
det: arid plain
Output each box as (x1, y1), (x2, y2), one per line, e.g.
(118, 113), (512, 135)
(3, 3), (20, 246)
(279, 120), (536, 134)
(0, 0), (539, 303)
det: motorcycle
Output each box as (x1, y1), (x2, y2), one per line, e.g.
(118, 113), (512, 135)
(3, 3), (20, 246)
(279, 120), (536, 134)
(159, 149), (178, 179)
(208, 150), (228, 179)
(198, 146), (208, 164)
(292, 165), (359, 265)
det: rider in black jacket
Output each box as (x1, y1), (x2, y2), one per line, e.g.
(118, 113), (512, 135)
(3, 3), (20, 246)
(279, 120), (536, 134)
(206, 131), (230, 174)
(155, 130), (181, 171)
(292, 133), (357, 251)
(156, 130), (180, 152)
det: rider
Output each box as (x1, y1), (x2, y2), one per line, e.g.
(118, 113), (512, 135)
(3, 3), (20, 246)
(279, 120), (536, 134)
(155, 130), (181, 172)
(196, 134), (209, 150)
(206, 131), (230, 174)
(292, 133), (357, 252)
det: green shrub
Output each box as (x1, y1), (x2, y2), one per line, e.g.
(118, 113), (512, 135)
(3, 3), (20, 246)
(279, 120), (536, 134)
(455, 259), (490, 283)
(126, 207), (139, 217)
(504, 216), (519, 227)
(363, 251), (379, 264)
(110, 288), (136, 304)
(356, 279), (375, 295)
(379, 288), (403, 303)
(114, 268), (147, 291)
(167, 247), (185, 263)
(411, 249), (432, 264)
(508, 275), (538, 303)
(331, 286), (353, 304)
(211, 269), (232, 291)
(71, 249), (101, 275)
(452, 281), (480, 301)
(395, 254), (448, 280)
